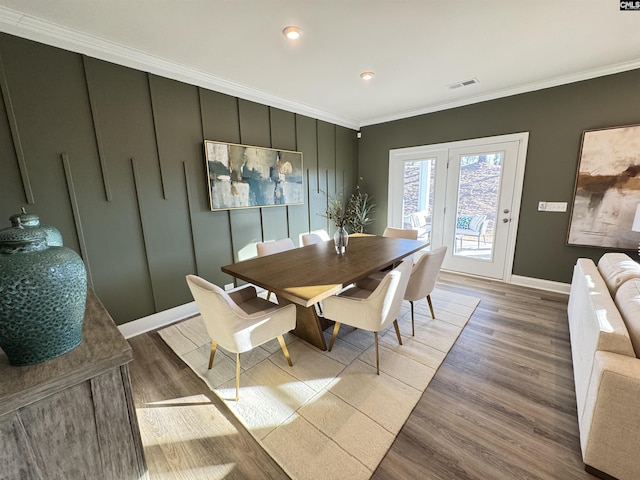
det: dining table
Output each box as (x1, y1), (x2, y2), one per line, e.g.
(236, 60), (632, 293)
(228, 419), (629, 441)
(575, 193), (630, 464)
(221, 234), (427, 350)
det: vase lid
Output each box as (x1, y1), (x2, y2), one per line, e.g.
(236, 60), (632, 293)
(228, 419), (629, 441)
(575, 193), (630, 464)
(0, 220), (48, 254)
(9, 207), (40, 227)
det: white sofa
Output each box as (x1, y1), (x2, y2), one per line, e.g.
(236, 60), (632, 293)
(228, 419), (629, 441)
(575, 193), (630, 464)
(567, 252), (640, 479)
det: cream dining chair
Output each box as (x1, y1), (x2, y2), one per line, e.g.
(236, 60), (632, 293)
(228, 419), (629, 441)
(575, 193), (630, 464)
(256, 237), (295, 301)
(383, 226), (419, 240)
(301, 233), (324, 246)
(322, 259), (413, 374)
(186, 274), (296, 401)
(404, 246), (447, 335)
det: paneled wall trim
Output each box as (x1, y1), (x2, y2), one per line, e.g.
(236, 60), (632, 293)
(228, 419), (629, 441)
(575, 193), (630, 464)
(0, 33), (358, 325)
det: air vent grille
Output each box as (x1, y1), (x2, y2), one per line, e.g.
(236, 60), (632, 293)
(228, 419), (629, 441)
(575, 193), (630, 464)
(448, 78), (479, 90)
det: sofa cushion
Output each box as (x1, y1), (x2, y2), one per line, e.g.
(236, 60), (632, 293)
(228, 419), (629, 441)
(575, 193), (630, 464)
(615, 278), (640, 357)
(597, 253), (640, 295)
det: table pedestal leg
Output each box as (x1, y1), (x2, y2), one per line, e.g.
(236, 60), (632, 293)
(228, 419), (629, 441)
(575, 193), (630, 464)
(278, 299), (332, 350)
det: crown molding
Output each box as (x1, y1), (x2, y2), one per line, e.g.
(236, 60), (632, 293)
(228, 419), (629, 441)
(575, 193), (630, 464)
(1, 6), (639, 131)
(0, 6), (360, 130)
(361, 58), (640, 127)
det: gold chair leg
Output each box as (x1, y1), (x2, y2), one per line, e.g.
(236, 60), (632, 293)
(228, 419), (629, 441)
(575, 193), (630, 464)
(208, 340), (218, 369)
(328, 322), (341, 351)
(427, 294), (435, 319)
(277, 335), (293, 366)
(393, 320), (403, 346)
(410, 301), (415, 336)
(235, 353), (240, 401)
(374, 331), (380, 375)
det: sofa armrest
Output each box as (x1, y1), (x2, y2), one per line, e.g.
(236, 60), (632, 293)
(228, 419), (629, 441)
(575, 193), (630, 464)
(580, 351), (640, 480)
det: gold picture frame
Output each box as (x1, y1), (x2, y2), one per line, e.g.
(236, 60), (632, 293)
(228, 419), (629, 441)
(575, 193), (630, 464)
(203, 140), (304, 211)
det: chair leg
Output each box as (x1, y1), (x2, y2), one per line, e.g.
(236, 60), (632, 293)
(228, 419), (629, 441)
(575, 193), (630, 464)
(277, 335), (293, 366)
(328, 322), (341, 351)
(235, 353), (240, 401)
(208, 340), (218, 369)
(393, 320), (403, 346)
(374, 331), (380, 375)
(410, 301), (415, 336)
(427, 294), (435, 319)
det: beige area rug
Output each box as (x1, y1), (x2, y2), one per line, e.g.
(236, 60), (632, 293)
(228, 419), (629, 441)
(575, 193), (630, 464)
(159, 288), (479, 480)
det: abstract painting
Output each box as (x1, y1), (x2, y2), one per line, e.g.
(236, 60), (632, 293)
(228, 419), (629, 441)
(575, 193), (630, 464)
(204, 140), (303, 211)
(567, 124), (640, 249)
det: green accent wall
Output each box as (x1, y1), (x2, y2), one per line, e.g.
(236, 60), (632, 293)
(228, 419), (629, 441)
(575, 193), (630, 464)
(0, 33), (358, 325)
(359, 69), (640, 283)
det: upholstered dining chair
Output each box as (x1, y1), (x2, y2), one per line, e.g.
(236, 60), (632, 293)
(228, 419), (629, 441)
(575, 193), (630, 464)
(256, 237), (295, 256)
(382, 226), (419, 240)
(256, 237), (295, 300)
(404, 246), (447, 336)
(322, 259), (413, 375)
(185, 274), (296, 401)
(301, 233), (324, 246)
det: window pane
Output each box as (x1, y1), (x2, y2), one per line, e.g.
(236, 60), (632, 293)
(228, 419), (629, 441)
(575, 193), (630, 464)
(402, 159), (435, 249)
(454, 153), (503, 260)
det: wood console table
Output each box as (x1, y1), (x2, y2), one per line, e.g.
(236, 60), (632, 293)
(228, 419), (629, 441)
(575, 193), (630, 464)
(0, 290), (148, 479)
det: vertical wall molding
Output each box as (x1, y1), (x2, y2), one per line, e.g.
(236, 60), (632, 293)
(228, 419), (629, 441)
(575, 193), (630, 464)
(61, 153), (94, 289)
(81, 56), (112, 202)
(182, 161), (199, 275)
(0, 51), (34, 204)
(130, 157), (158, 311)
(146, 75), (168, 200)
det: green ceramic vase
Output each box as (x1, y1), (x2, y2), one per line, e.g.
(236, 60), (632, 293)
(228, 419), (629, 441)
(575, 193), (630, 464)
(9, 207), (63, 246)
(0, 220), (87, 366)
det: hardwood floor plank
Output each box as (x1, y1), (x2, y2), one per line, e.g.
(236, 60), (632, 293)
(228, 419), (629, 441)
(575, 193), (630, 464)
(129, 271), (594, 480)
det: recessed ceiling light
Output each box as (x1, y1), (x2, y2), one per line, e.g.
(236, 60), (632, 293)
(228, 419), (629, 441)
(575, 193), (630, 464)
(360, 72), (375, 81)
(283, 26), (302, 40)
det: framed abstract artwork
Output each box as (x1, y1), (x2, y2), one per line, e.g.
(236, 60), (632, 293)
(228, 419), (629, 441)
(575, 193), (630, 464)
(567, 124), (640, 249)
(203, 140), (304, 211)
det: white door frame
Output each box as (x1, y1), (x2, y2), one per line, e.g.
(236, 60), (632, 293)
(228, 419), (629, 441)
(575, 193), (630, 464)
(388, 132), (529, 282)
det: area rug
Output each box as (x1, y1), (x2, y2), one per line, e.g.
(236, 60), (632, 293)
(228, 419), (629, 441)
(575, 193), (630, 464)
(158, 288), (479, 480)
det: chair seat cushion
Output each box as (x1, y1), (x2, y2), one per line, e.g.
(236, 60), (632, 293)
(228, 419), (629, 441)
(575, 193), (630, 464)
(238, 296), (283, 315)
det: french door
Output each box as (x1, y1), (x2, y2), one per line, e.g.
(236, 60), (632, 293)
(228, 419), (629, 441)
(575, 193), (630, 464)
(388, 133), (529, 280)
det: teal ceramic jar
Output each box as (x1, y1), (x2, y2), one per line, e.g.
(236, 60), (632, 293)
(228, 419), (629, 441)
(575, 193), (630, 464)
(9, 207), (63, 246)
(0, 220), (87, 366)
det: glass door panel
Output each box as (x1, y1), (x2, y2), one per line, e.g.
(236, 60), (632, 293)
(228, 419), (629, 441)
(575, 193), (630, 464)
(453, 152), (503, 260)
(401, 158), (436, 248)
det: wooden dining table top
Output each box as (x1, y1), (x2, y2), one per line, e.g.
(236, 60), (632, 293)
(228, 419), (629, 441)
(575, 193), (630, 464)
(221, 235), (427, 308)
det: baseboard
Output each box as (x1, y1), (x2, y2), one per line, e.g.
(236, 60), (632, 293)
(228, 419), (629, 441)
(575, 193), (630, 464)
(510, 275), (571, 294)
(118, 301), (199, 339)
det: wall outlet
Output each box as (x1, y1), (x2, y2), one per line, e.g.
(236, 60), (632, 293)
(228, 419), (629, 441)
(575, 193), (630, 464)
(224, 283), (234, 291)
(538, 201), (547, 211)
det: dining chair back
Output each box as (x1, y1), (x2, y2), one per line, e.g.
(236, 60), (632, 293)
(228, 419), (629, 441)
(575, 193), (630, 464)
(383, 226), (419, 240)
(186, 274), (296, 400)
(301, 233), (324, 246)
(404, 246), (447, 335)
(256, 238), (295, 257)
(256, 238), (295, 301)
(322, 259), (413, 374)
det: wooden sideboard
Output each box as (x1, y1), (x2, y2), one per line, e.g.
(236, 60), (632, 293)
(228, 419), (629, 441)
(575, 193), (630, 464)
(0, 290), (148, 480)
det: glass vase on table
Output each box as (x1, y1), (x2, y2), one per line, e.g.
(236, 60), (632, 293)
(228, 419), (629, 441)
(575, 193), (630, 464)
(334, 226), (349, 255)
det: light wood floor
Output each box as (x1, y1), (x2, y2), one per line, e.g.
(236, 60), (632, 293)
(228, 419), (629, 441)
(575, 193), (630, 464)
(129, 272), (596, 480)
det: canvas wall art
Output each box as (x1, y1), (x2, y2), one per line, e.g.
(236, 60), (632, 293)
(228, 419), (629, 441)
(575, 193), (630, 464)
(567, 124), (640, 249)
(204, 140), (304, 211)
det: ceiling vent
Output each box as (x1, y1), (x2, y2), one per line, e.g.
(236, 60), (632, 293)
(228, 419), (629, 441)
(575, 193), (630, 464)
(448, 78), (479, 90)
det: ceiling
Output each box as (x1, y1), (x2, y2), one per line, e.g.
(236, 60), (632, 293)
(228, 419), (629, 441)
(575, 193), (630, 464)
(0, 1), (639, 130)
